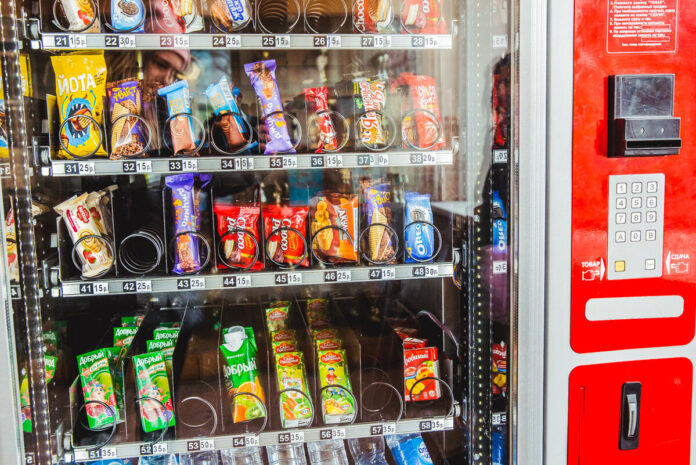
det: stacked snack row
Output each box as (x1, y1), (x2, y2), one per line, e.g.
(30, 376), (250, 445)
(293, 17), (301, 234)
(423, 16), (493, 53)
(50, 56), (446, 160)
(53, 0), (446, 35)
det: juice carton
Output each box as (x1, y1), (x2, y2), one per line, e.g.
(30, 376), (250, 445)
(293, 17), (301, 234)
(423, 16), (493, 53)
(317, 349), (355, 424)
(220, 326), (266, 423)
(147, 338), (176, 379)
(275, 352), (313, 428)
(77, 348), (120, 429)
(404, 347), (441, 402)
(153, 328), (180, 341)
(133, 351), (175, 432)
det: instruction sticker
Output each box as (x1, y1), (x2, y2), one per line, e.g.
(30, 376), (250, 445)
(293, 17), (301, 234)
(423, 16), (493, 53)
(607, 0), (678, 53)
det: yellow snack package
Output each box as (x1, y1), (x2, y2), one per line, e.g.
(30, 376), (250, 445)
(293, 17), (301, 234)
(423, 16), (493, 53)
(51, 52), (107, 159)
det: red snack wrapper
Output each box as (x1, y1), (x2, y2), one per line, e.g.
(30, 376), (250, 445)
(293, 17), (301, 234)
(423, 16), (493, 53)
(404, 346), (441, 402)
(305, 86), (338, 153)
(392, 325), (418, 339)
(263, 204), (309, 268)
(492, 341), (507, 395)
(403, 337), (427, 349)
(402, 74), (445, 150)
(400, 0), (446, 34)
(214, 202), (263, 270)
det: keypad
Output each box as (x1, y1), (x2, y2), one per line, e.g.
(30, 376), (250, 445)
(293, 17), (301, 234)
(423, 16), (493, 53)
(608, 174), (665, 280)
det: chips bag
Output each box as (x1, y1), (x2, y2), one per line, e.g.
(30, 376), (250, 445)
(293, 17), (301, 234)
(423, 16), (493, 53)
(263, 204), (309, 268)
(51, 53), (107, 158)
(310, 194), (359, 264)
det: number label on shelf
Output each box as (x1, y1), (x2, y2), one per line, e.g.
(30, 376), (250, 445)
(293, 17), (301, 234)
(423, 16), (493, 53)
(275, 273), (302, 285)
(369, 267), (396, 280)
(373, 35), (391, 48)
(212, 35), (242, 48)
(310, 155), (324, 168)
(122, 280), (152, 293)
(222, 275), (252, 288)
(370, 423), (396, 436)
(314, 35), (327, 47)
(10, 285), (20, 299)
(123, 160), (152, 173)
(412, 265), (438, 278)
(24, 453), (34, 465)
(79, 282), (108, 295)
(492, 34), (508, 49)
(324, 270), (351, 282)
(411, 35), (425, 47)
(182, 159), (198, 171)
(320, 428), (346, 440)
(325, 154), (342, 168)
(234, 435), (259, 447)
(187, 439), (214, 452)
(75, 446), (116, 461)
(278, 431), (305, 444)
(410, 152), (437, 165)
(492, 412), (507, 425)
(106, 35), (136, 48)
(492, 260), (507, 274)
(419, 419), (447, 432)
(160, 35), (173, 47)
(357, 154), (388, 166)
(221, 157), (254, 171)
(64, 162), (95, 175)
(263, 35), (290, 47)
(361, 36), (374, 47)
(493, 149), (508, 164)
(270, 156), (297, 169)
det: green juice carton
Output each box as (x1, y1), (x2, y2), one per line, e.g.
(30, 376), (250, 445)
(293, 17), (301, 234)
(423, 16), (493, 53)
(77, 348), (120, 429)
(133, 351), (175, 432)
(220, 326), (266, 423)
(146, 338), (175, 379)
(317, 349), (355, 424)
(105, 347), (125, 414)
(153, 328), (180, 341)
(275, 351), (313, 428)
(114, 326), (138, 348)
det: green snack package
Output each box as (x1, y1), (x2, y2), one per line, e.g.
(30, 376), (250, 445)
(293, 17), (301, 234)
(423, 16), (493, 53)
(121, 315), (144, 327)
(43, 331), (58, 356)
(275, 352), (313, 428)
(20, 369), (31, 433)
(133, 351), (175, 432)
(44, 355), (57, 383)
(272, 340), (298, 354)
(318, 349), (355, 424)
(266, 306), (290, 333)
(105, 347), (125, 413)
(271, 329), (296, 343)
(157, 321), (180, 328)
(269, 300), (290, 307)
(220, 326), (266, 423)
(146, 338), (175, 378)
(113, 326), (138, 348)
(77, 349), (120, 429)
(153, 328), (180, 341)
(313, 328), (339, 341)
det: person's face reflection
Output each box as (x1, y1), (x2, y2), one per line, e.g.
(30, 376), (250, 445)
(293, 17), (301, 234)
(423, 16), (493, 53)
(143, 51), (186, 85)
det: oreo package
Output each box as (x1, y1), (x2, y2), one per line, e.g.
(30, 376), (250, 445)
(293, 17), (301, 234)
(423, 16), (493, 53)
(404, 192), (434, 263)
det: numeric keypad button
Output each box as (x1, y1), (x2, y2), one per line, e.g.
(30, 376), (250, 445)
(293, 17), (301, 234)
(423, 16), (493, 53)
(646, 211), (657, 223)
(647, 181), (658, 193)
(630, 230), (641, 242)
(631, 197), (642, 208)
(646, 230), (656, 241)
(616, 198), (627, 209)
(616, 213), (626, 224)
(631, 212), (641, 223)
(615, 231), (626, 243)
(617, 183), (627, 194)
(631, 182), (642, 194)
(647, 196), (657, 208)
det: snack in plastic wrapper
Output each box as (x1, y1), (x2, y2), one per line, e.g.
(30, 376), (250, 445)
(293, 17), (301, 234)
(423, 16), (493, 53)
(51, 53), (107, 158)
(402, 74), (445, 150)
(404, 192), (434, 262)
(400, 0), (445, 33)
(404, 346), (440, 402)
(271, 329), (296, 343)
(206, 76), (248, 149)
(166, 174), (202, 274)
(275, 352), (313, 428)
(210, 0), (251, 31)
(263, 204), (309, 267)
(353, 78), (387, 147)
(111, 0), (145, 32)
(318, 349), (354, 423)
(60, 0), (101, 32)
(310, 194), (358, 264)
(492, 341), (507, 395)
(364, 184), (395, 263)
(353, 0), (394, 33)
(305, 86), (338, 152)
(108, 79), (145, 158)
(273, 340), (298, 354)
(158, 80), (198, 155)
(155, 0), (203, 32)
(214, 202), (262, 270)
(55, 193), (113, 277)
(266, 305), (290, 333)
(245, 60), (295, 154)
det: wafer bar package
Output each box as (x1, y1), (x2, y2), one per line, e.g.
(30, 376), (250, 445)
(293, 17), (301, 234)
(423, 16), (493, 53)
(111, 0), (145, 31)
(211, 0), (251, 31)
(60, 0), (101, 32)
(206, 76), (248, 148)
(158, 80), (198, 155)
(305, 87), (338, 152)
(353, 0), (394, 33)
(245, 60), (295, 154)
(55, 193), (113, 277)
(51, 53), (107, 158)
(214, 202), (263, 270)
(404, 192), (434, 262)
(402, 74), (445, 150)
(263, 204), (309, 267)
(108, 79), (145, 159)
(166, 174), (202, 274)
(365, 184), (395, 263)
(310, 194), (359, 264)
(354, 78), (387, 147)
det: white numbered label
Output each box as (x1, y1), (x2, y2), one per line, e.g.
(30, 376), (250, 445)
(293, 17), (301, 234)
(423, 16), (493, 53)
(136, 160), (152, 173)
(190, 277), (206, 289)
(119, 35), (137, 48)
(276, 35), (291, 47)
(493, 149), (508, 163)
(226, 35), (242, 47)
(492, 34), (508, 48)
(173, 35), (190, 48)
(72, 34), (87, 48)
(287, 273), (302, 284)
(64, 162), (95, 175)
(373, 35), (391, 48)
(182, 159), (198, 171)
(152, 443), (168, 455)
(325, 154), (343, 168)
(412, 265), (438, 278)
(236, 275), (252, 287)
(328, 35), (342, 47)
(492, 260), (507, 274)
(93, 282), (109, 295)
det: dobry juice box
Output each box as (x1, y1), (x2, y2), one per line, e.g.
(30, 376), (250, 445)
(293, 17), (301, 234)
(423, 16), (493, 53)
(220, 326), (266, 423)
(318, 349), (355, 424)
(77, 348), (120, 429)
(153, 328), (180, 340)
(147, 338), (176, 379)
(404, 347), (441, 402)
(113, 326), (138, 348)
(275, 352), (313, 428)
(133, 351), (175, 432)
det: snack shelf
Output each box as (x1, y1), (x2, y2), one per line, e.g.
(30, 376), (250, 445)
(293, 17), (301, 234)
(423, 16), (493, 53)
(42, 150), (454, 177)
(68, 415), (456, 463)
(38, 33), (453, 51)
(55, 262), (454, 297)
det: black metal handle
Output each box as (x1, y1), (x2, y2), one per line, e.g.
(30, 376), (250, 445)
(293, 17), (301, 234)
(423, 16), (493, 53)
(619, 382), (641, 450)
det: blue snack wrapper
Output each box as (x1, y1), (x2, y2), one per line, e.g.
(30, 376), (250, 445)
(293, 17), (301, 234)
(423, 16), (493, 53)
(111, 0), (145, 32)
(205, 76), (246, 133)
(404, 192), (434, 263)
(158, 80), (198, 154)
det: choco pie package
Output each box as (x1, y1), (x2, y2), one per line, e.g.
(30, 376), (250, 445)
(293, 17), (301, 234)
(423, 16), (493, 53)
(51, 53), (107, 159)
(263, 204), (309, 268)
(214, 202), (263, 270)
(245, 60), (295, 154)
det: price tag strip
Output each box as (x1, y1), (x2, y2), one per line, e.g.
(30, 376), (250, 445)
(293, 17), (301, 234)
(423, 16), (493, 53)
(59, 263), (452, 297)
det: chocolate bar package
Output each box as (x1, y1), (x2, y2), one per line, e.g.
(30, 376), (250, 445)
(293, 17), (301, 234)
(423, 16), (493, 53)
(206, 76), (248, 149)
(310, 194), (358, 264)
(404, 192), (434, 262)
(158, 80), (198, 156)
(244, 60), (295, 154)
(353, 77), (388, 148)
(210, 0), (252, 31)
(304, 86), (338, 153)
(107, 79), (145, 159)
(166, 174), (206, 274)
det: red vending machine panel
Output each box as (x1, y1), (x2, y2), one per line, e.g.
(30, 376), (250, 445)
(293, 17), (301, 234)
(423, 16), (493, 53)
(571, 0), (696, 352)
(568, 358), (693, 464)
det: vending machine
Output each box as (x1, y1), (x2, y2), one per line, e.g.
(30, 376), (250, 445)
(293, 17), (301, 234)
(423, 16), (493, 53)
(0, 0), (520, 464)
(546, 0), (695, 463)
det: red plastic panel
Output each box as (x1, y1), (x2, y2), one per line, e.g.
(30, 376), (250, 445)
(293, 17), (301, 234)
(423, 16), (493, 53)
(568, 358), (693, 465)
(571, 0), (696, 352)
